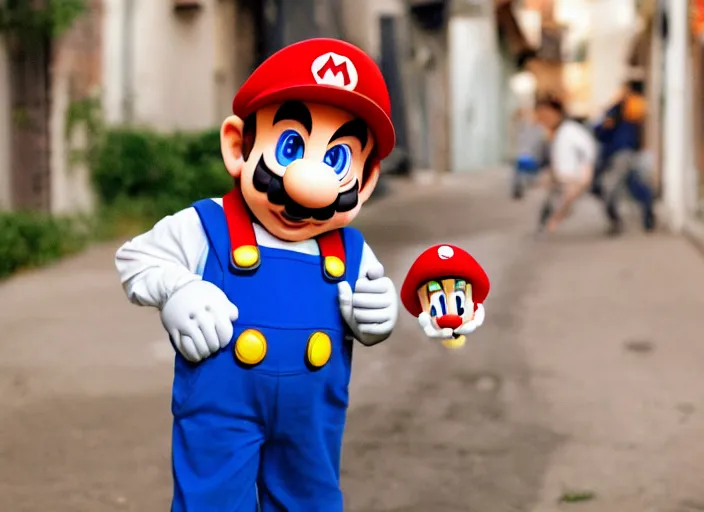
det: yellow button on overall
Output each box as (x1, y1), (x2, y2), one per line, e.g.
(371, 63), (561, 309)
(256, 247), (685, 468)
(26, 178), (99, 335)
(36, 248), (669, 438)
(233, 245), (259, 269)
(324, 256), (345, 278)
(307, 331), (332, 368)
(234, 329), (267, 365)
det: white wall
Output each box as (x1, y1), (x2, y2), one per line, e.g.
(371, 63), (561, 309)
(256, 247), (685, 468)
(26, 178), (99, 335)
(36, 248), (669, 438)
(449, 15), (503, 172)
(663, 0), (688, 231)
(554, 0), (638, 117)
(103, 0), (230, 131)
(0, 40), (11, 210)
(584, 0), (639, 116)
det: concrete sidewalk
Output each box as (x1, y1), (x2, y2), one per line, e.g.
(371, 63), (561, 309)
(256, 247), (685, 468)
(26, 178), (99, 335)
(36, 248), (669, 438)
(0, 169), (703, 511)
(515, 199), (704, 511)
(349, 172), (704, 512)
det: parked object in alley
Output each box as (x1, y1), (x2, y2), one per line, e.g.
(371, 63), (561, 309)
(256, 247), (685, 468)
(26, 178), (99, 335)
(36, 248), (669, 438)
(114, 38), (399, 512)
(400, 244), (490, 348)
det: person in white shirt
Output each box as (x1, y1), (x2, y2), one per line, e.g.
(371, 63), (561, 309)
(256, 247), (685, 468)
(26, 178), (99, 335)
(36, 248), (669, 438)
(115, 39), (399, 512)
(534, 96), (597, 235)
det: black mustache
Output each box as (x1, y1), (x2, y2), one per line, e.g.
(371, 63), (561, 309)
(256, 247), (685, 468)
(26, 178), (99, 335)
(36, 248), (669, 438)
(252, 156), (359, 221)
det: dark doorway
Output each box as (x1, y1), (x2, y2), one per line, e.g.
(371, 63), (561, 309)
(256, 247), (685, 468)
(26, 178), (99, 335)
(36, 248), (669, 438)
(8, 37), (52, 212)
(379, 15), (410, 175)
(379, 15), (408, 152)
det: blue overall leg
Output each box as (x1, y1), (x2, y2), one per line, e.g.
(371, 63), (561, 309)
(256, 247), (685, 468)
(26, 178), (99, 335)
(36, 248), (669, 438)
(255, 227), (363, 512)
(256, 340), (353, 512)
(171, 354), (271, 511)
(170, 199), (273, 512)
(173, 198), (364, 511)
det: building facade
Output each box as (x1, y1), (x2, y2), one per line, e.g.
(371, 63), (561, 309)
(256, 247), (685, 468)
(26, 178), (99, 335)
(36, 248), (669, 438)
(639, 0), (703, 234)
(102, 0), (259, 131)
(0, 0), (418, 213)
(0, 1), (104, 214)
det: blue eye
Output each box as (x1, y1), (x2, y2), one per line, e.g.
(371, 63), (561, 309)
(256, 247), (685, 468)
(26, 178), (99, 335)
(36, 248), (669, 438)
(323, 144), (352, 179)
(429, 292), (447, 317)
(455, 294), (465, 316)
(275, 130), (305, 166)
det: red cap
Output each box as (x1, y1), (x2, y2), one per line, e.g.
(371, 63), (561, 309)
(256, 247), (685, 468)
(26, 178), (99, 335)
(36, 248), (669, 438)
(400, 244), (490, 317)
(232, 38), (396, 160)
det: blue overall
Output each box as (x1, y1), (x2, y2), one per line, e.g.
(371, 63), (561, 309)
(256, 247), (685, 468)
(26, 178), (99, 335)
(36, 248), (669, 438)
(171, 199), (364, 511)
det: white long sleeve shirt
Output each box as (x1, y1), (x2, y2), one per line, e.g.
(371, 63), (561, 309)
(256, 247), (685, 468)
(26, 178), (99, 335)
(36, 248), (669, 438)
(115, 198), (381, 309)
(550, 119), (597, 183)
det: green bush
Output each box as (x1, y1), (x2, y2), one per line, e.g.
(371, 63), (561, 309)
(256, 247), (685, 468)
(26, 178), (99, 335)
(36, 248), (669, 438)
(0, 211), (90, 278)
(0, 127), (229, 280)
(92, 128), (232, 221)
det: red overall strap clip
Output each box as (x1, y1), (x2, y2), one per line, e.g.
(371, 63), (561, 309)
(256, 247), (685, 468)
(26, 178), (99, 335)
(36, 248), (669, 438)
(316, 230), (346, 281)
(222, 188), (260, 272)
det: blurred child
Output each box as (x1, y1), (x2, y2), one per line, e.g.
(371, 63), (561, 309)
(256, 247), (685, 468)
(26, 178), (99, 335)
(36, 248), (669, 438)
(534, 95), (598, 235)
(593, 78), (656, 235)
(511, 106), (547, 199)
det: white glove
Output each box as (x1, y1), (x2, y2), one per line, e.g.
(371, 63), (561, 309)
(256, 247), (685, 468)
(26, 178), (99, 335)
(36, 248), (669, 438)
(453, 304), (486, 335)
(338, 262), (398, 346)
(417, 312), (454, 340)
(160, 280), (239, 363)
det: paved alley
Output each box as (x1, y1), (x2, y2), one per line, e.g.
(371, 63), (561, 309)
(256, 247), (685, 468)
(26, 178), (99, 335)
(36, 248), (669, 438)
(1, 170), (703, 512)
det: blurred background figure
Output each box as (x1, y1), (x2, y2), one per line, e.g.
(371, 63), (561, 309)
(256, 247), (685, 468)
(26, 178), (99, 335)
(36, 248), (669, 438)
(510, 105), (547, 200)
(534, 95), (597, 236)
(592, 74), (656, 235)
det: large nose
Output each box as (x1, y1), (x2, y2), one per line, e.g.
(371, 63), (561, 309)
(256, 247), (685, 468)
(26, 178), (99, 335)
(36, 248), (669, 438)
(436, 314), (463, 330)
(283, 160), (339, 208)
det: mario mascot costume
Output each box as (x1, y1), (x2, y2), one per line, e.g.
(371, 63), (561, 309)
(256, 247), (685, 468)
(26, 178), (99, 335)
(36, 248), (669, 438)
(115, 39), (399, 511)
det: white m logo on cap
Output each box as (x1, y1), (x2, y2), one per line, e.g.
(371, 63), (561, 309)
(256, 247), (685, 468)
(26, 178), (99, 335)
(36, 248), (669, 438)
(311, 52), (359, 91)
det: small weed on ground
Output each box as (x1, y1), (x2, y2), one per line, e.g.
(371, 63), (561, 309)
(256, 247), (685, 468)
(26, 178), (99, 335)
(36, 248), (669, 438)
(559, 490), (596, 504)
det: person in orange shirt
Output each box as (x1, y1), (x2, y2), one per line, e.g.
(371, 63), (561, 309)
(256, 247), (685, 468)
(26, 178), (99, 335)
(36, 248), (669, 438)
(593, 78), (656, 235)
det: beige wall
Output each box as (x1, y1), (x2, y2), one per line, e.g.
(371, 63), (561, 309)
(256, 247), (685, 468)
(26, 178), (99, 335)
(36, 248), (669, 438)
(50, 0), (103, 214)
(103, 0), (246, 132)
(50, 52), (96, 215)
(1, 0), (251, 213)
(563, 61), (591, 117)
(0, 41), (11, 210)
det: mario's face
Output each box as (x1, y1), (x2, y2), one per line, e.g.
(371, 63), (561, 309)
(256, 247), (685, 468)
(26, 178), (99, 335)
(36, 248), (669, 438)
(220, 100), (380, 242)
(417, 277), (475, 331)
